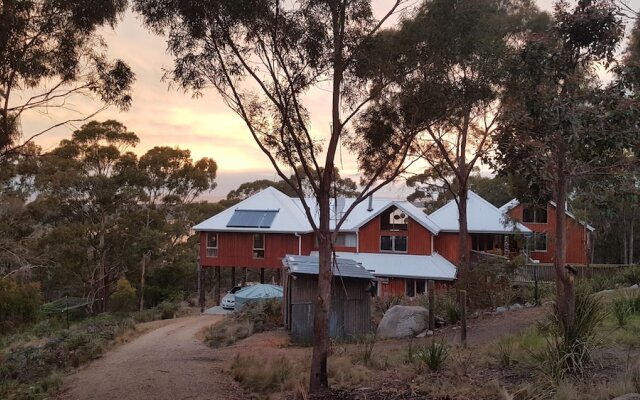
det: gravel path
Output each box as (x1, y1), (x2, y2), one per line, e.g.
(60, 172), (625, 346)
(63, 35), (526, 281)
(55, 315), (242, 400)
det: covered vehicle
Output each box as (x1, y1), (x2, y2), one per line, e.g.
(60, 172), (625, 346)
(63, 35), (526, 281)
(234, 284), (283, 311)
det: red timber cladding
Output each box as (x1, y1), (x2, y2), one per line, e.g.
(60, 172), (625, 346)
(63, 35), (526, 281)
(379, 277), (405, 297)
(199, 232), (314, 269)
(508, 204), (588, 265)
(433, 232), (472, 264)
(358, 215), (433, 255)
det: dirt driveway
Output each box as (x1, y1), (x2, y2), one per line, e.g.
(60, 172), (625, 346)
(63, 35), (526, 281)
(55, 315), (242, 400)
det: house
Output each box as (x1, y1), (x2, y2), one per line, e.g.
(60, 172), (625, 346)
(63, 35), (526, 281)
(193, 187), (456, 300)
(428, 191), (531, 263)
(499, 199), (595, 264)
(282, 255), (374, 342)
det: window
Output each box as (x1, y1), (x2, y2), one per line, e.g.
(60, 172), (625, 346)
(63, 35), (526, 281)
(532, 233), (547, 252)
(523, 206), (548, 223)
(405, 279), (426, 297)
(380, 235), (408, 253)
(253, 233), (265, 259)
(381, 206), (408, 231)
(334, 233), (357, 247)
(206, 233), (218, 257)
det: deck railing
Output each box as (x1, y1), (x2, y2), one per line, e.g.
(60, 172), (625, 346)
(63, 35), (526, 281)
(512, 264), (633, 283)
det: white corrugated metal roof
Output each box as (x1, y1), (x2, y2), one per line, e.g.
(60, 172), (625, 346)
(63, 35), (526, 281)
(320, 251), (457, 281)
(282, 254), (375, 280)
(499, 199), (595, 232)
(193, 187), (441, 234)
(291, 197), (441, 234)
(192, 187), (313, 233)
(428, 191), (531, 234)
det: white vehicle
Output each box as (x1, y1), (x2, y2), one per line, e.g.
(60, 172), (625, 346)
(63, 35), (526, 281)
(221, 283), (257, 310)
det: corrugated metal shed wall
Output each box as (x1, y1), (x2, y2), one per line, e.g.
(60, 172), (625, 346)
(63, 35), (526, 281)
(287, 274), (371, 343)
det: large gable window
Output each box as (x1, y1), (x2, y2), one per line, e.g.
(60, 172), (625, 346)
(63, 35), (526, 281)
(380, 235), (407, 253)
(381, 206), (408, 231)
(253, 233), (265, 259)
(206, 233), (218, 257)
(523, 206), (547, 224)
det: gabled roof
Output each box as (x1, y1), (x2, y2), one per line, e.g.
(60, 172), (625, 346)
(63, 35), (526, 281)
(193, 186), (442, 234)
(428, 191), (531, 234)
(320, 251), (457, 281)
(192, 187), (313, 233)
(499, 199), (595, 232)
(292, 197), (441, 234)
(282, 254), (374, 280)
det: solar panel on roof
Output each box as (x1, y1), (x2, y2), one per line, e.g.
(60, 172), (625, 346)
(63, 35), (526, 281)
(227, 209), (279, 228)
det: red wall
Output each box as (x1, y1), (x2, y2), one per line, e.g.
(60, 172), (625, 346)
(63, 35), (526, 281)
(508, 203), (589, 264)
(358, 216), (433, 255)
(379, 277), (405, 297)
(199, 232), (314, 269)
(433, 232), (472, 264)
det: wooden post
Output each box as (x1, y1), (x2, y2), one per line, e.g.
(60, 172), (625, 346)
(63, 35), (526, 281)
(215, 266), (221, 306)
(428, 280), (435, 331)
(260, 268), (265, 284)
(534, 266), (539, 306)
(198, 264), (205, 313)
(459, 290), (467, 347)
(242, 267), (248, 285)
(231, 267), (236, 287)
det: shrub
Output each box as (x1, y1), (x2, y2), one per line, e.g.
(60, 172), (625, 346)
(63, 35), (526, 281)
(618, 265), (640, 286)
(230, 354), (298, 393)
(110, 277), (137, 312)
(158, 300), (180, 319)
(613, 296), (634, 327)
(493, 337), (515, 368)
(352, 334), (376, 367)
(434, 294), (461, 324)
(0, 278), (41, 334)
(534, 287), (605, 381)
(415, 341), (449, 371)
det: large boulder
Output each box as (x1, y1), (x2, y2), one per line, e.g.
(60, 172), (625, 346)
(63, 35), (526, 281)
(612, 395), (640, 400)
(377, 305), (429, 339)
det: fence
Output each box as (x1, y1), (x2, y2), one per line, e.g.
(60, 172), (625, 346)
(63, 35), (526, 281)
(513, 264), (633, 283)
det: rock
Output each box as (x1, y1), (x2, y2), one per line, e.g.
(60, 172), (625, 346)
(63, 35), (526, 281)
(510, 303), (523, 311)
(377, 305), (429, 339)
(630, 284), (639, 289)
(496, 306), (508, 313)
(612, 394), (640, 400)
(524, 302), (533, 308)
(434, 316), (446, 328)
(469, 311), (480, 319)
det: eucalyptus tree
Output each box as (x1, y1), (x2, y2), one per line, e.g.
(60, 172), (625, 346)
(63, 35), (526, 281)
(134, 0), (419, 390)
(492, 0), (639, 335)
(0, 0), (134, 160)
(32, 120), (140, 313)
(127, 146), (217, 310)
(358, 0), (539, 267)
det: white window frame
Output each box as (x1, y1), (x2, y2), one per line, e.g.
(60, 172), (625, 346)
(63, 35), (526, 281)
(380, 235), (408, 253)
(206, 232), (218, 257)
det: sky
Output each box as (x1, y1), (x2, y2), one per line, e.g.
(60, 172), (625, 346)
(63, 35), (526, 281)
(23, 0), (638, 200)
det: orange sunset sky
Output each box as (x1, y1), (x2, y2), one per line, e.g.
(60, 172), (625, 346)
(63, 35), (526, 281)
(23, 0), (637, 200)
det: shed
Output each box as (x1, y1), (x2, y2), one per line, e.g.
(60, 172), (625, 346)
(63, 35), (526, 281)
(234, 284), (283, 311)
(282, 254), (375, 343)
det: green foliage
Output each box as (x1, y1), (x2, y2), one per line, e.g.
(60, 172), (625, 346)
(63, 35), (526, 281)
(534, 289), (605, 381)
(414, 341), (450, 371)
(0, 314), (135, 399)
(352, 334), (376, 367)
(492, 337), (515, 368)
(110, 277), (137, 312)
(0, 278), (41, 334)
(158, 300), (180, 320)
(618, 266), (640, 286)
(613, 296), (633, 327)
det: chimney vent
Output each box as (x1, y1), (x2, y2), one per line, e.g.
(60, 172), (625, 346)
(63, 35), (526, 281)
(367, 195), (373, 212)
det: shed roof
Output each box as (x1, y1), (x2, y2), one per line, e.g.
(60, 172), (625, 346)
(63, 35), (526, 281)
(329, 252), (458, 281)
(428, 191), (531, 234)
(282, 254), (375, 280)
(499, 199), (595, 232)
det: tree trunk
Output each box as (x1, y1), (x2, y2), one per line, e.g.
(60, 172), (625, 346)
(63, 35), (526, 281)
(139, 253), (147, 311)
(554, 155), (575, 338)
(309, 192), (332, 391)
(458, 189), (470, 269)
(629, 220), (634, 265)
